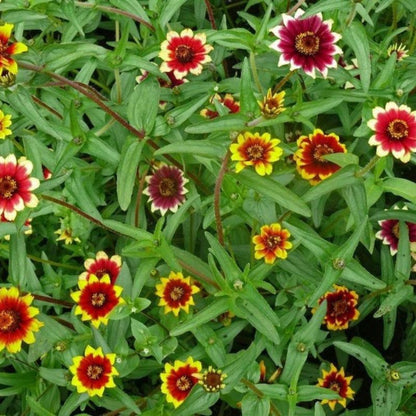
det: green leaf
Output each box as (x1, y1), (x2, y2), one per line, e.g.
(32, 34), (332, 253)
(241, 392), (270, 416)
(240, 57), (259, 116)
(0, 371), (37, 387)
(39, 368), (68, 387)
(106, 387), (142, 414)
(9, 233), (26, 287)
(342, 261), (386, 290)
(297, 385), (341, 402)
(154, 140), (225, 158)
(109, 0), (151, 25)
(158, 0), (188, 28)
(295, 98), (343, 118)
(373, 284), (413, 318)
(302, 0), (351, 16)
(383, 178), (416, 204)
(185, 114), (247, 134)
(191, 325), (226, 367)
(395, 221), (411, 279)
(165, 94), (210, 128)
(26, 396), (56, 416)
(255, 384), (288, 400)
(371, 380), (402, 416)
(102, 219), (153, 241)
(171, 386), (219, 416)
(372, 53), (397, 89)
(58, 392), (89, 416)
(322, 152), (359, 167)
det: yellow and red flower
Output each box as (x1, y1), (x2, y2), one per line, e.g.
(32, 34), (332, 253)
(155, 271), (200, 316)
(314, 285), (360, 331)
(0, 287), (43, 353)
(0, 23), (28, 75)
(71, 274), (124, 328)
(198, 366), (226, 392)
(159, 29), (213, 79)
(367, 102), (416, 163)
(258, 89), (286, 118)
(230, 132), (283, 176)
(270, 10), (342, 78)
(0, 154), (39, 221)
(253, 223), (292, 264)
(0, 110), (12, 139)
(161, 357), (202, 408)
(387, 43), (408, 61)
(55, 226), (80, 245)
(80, 251), (122, 284)
(200, 94), (240, 119)
(69, 345), (118, 397)
(293, 129), (347, 185)
(317, 363), (355, 410)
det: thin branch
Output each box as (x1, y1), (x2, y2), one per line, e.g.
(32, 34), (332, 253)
(31, 95), (63, 119)
(204, 0), (217, 29)
(135, 167), (149, 228)
(31, 294), (73, 308)
(177, 258), (220, 290)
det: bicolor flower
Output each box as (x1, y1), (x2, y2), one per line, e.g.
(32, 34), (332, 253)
(198, 366), (226, 392)
(317, 363), (355, 410)
(161, 357), (202, 408)
(270, 10), (342, 78)
(143, 165), (188, 215)
(155, 271), (200, 316)
(71, 274), (124, 328)
(0, 154), (39, 221)
(0, 23), (28, 75)
(367, 102), (416, 163)
(69, 345), (118, 397)
(0, 287), (43, 353)
(230, 132), (283, 176)
(293, 129), (347, 185)
(79, 251), (122, 284)
(159, 29), (213, 79)
(0, 110), (12, 139)
(387, 43), (408, 61)
(200, 94), (240, 119)
(258, 89), (286, 118)
(253, 223), (292, 264)
(55, 227), (80, 245)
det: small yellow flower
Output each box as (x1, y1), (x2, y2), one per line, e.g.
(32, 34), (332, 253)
(258, 89), (285, 118)
(55, 227), (81, 244)
(0, 110), (12, 139)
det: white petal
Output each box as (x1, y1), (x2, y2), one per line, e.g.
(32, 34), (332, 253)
(368, 135), (380, 145)
(29, 177), (40, 191)
(270, 24), (283, 36)
(293, 9), (305, 19)
(367, 119), (377, 130)
(376, 146), (389, 157)
(25, 194), (38, 208)
(385, 101), (398, 112)
(5, 154), (16, 165)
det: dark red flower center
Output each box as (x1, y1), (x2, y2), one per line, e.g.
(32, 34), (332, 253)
(387, 119), (408, 140)
(175, 45), (194, 64)
(295, 31), (320, 56)
(332, 299), (348, 317)
(246, 144), (265, 161)
(158, 178), (178, 197)
(313, 144), (334, 162)
(0, 175), (18, 199)
(86, 364), (104, 380)
(0, 309), (20, 332)
(392, 222), (400, 238)
(94, 269), (109, 279)
(329, 380), (341, 393)
(266, 235), (281, 249)
(203, 371), (222, 391)
(91, 292), (106, 308)
(176, 375), (193, 392)
(170, 286), (185, 301)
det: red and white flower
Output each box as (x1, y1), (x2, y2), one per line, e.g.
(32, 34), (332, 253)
(270, 9), (342, 78)
(79, 251), (122, 284)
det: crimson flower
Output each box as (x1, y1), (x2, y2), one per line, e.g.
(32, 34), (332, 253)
(270, 9), (342, 78)
(0, 23), (28, 75)
(79, 251), (122, 284)
(200, 94), (240, 119)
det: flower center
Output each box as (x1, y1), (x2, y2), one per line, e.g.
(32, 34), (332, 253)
(313, 144), (334, 162)
(0, 309), (20, 333)
(175, 45), (194, 64)
(295, 31), (320, 56)
(0, 175), (18, 199)
(176, 375), (193, 391)
(392, 222), (400, 238)
(329, 380), (341, 393)
(158, 178), (178, 197)
(332, 299), (348, 316)
(246, 144), (265, 161)
(86, 364), (104, 380)
(204, 372), (222, 390)
(266, 235), (281, 249)
(94, 269), (108, 279)
(170, 286), (185, 301)
(91, 292), (106, 307)
(387, 119), (408, 140)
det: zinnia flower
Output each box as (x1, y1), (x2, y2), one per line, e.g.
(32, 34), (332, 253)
(252, 223), (292, 264)
(367, 102), (416, 163)
(387, 43), (408, 61)
(293, 129), (347, 185)
(0, 110), (12, 139)
(317, 363), (355, 410)
(0, 287), (43, 353)
(69, 345), (118, 397)
(161, 357), (202, 408)
(198, 366), (226, 392)
(258, 89), (286, 118)
(0, 154), (39, 221)
(155, 271), (200, 316)
(71, 274), (124, 328)
(0, 23), (28, 75)
(200, 94), (240, 119)
(314, 285), (360, 331)
(0, 70), (16, 87)
(230, 132), (283, 176)
(55, 227), (80, 244)
(79, 251), (122, 284)
(159, 29), (213, 79)
(270, 9), (342, 78)
(143, 165), (188, 215)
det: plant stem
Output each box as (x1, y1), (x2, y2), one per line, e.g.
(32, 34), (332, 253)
(355, 155), (380, 177)
(31, 293), (73, 308)
(345, 3), (357, 27)
(249, 51), (263, 95)
(134, 167), (149, 228)
(288, 0), (306, 15)
(27, 254), (82, 271)
(273, 70), (296, 94)
(241, 378), (281, 416)
(31, 95), (63, 119)
(177, 258), (220, 290)
(204, 0), (217, 29)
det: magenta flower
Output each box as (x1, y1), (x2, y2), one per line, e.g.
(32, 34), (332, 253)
(269, 9), (342, 78)
(376, 217), (416, 255)
(367, 102), (416, 163)
(143, 165), (188, 215)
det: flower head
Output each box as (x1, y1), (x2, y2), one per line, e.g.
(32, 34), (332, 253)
(230, 132), (283, 176)
(69, 345), (118, 397)
(200, 94), (240, 119)
(317, 363), (354, 410)
(198, 366), (226, 392)
(270, 10), (342, 78)
(161, 357), (202, 408)
(143, 165), (188, 215)
(0, 154), (39, 221)
(0, 287), (43, 353)
(55, 227), (80, 245)
(367, 102), (416, 163)
(159, 29), (213, 79)
(258, 89), (286, 118)
(0, 110), (12, 139)
(0, 70), (16, 87)
(293, 129), (347, 185)
(314, 285), (360, 331)
(155, 271), (200, 316)
(71, 275), (124, 328)
(253, 223), (292, 264)
(0, 23), (28, 75)
(387, 43), (408, 61)
(80, 251), (122, 284)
